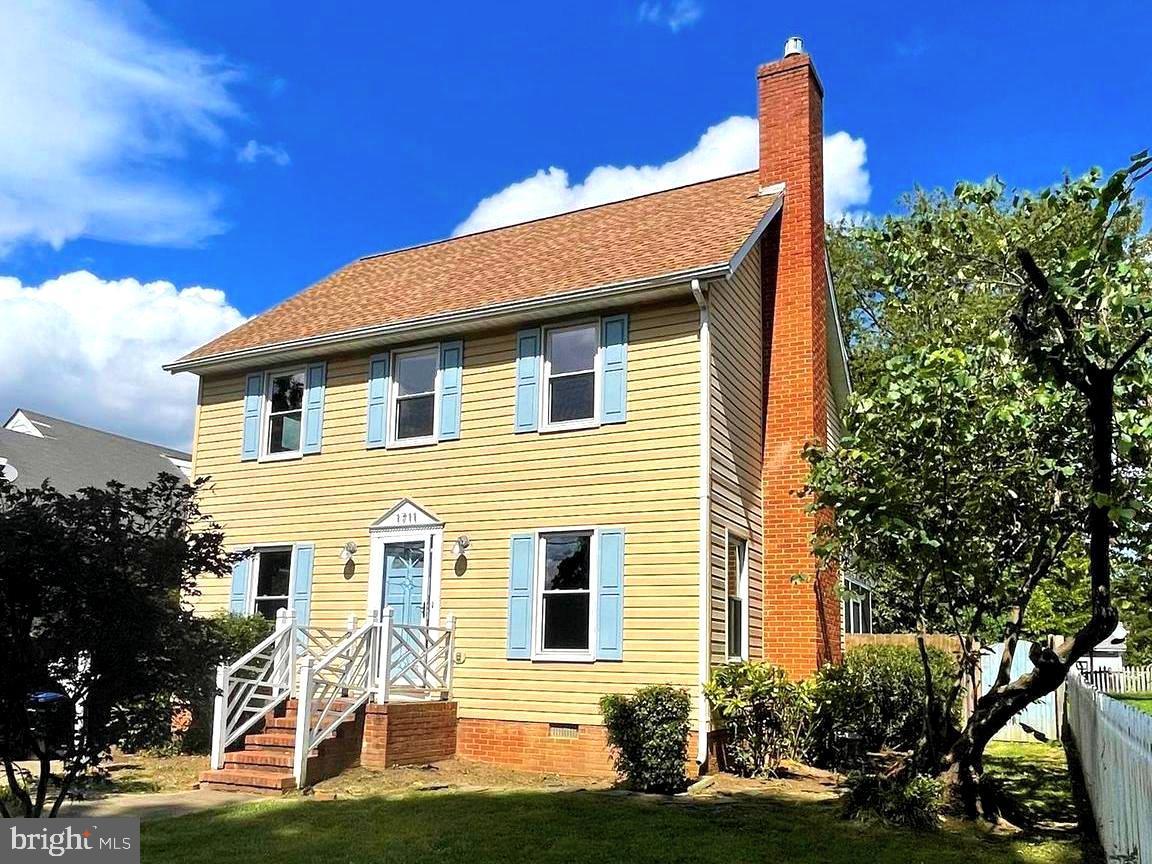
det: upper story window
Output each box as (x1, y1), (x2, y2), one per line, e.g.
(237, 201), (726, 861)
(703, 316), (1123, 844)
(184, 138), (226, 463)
(543, 323), (599, 429)
(391, 346), (439, 445)
(264, 369), (305, 457)
(514, 315), (628, 435)
(241, 363), (326, 462)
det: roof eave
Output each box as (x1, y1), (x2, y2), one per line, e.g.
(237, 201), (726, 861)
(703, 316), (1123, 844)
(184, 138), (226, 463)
(165, 262), (731, 376)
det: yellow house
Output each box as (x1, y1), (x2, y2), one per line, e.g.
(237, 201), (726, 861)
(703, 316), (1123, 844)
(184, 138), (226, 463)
(170, 41), (851, 792)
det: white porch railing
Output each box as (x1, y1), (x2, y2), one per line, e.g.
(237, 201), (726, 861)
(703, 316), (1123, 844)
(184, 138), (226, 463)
(210, 610), (297, 770)
(210, 608), (457, 787)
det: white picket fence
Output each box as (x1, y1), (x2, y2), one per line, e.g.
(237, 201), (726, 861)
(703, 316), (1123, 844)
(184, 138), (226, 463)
(1081, 664), (1152, 696)
(1064, 669), (1152, 863)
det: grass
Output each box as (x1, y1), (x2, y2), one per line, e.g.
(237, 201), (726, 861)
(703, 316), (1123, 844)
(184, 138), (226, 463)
(984, 741), (1077, 831)
(1109, 692), (1152, 716)
(77, 750), (204, 796)
(142, 783), (1082, 864)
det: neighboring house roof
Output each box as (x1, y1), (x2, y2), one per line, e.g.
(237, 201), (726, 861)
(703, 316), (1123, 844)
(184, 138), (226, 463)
(171, 171), (780, 371)
(0, 409), (192, 494)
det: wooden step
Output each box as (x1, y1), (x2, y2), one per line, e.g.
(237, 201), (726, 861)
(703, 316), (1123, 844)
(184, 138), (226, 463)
(199, 767), (295, 794)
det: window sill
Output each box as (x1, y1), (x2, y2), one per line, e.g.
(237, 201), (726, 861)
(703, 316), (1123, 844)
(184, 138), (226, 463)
(257, 451), (303, 463)
(387, 435), (440, 450)
(530, 652), (596, 664)
(539, 418), (601, 434)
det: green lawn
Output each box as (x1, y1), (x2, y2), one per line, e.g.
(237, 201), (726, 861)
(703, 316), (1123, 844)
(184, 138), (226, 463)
(142, 786), (1081, 864)
(984, 741), (1077, 831)
(1110, 692), (1152, 716)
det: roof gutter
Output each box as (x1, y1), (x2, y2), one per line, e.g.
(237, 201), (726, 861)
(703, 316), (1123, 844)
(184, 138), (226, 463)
(164, 262), (731, 375)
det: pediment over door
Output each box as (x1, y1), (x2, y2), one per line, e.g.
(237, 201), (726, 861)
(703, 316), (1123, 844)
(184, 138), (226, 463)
(369, 498), (443, 533)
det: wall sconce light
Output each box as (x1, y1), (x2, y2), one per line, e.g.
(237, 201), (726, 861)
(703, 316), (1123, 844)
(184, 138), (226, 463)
(339, 541), (358, 564)
(451, 535), (471, 560)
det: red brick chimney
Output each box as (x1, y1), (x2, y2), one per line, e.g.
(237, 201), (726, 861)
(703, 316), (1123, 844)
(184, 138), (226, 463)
(757, 38), (842, 676)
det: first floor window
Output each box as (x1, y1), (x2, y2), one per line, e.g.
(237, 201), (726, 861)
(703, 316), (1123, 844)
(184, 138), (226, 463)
(843, 578), (874, 634)
(726, 534), (748, 659)
(392, 346), (438, 443)
(252, 548), (292, 620)
(539, 531), (593, 653)
(543, 322), (598, 427)
(265, 369), (305, 456)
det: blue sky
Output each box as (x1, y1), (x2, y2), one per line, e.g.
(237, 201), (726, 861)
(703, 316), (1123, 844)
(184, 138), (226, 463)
(2, 0), (1150, 446)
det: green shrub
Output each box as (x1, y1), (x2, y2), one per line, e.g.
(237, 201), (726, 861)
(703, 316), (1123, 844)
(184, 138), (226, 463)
(704, 661), (814, 776)
(811, 644), (959, 769)
(600, 685), (691, 793)
(121, 612), (274, 754)
(843, 766), (944, 830)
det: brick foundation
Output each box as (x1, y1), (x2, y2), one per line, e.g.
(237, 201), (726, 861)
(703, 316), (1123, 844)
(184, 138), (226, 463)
(361, 700), (458, 768)
(457, 717), (701, 779)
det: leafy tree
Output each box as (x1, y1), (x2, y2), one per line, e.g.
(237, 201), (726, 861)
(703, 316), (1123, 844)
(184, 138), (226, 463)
(809, 155), (1152, 815)
(0, 474), (233, 816)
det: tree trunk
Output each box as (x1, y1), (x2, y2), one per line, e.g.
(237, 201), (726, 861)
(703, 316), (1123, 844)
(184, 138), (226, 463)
(941, 371), (1118, 816)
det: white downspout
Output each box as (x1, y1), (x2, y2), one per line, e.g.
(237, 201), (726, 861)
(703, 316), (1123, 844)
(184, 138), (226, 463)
(692, 278), (711, 767)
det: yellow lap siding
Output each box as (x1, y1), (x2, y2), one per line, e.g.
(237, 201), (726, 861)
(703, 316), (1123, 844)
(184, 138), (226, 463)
(190, 299), (701, 725)
(708, 244), (765, 667)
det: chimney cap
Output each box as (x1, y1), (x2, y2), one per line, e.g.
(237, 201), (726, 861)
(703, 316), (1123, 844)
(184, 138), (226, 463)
(783, 36), (804, 57)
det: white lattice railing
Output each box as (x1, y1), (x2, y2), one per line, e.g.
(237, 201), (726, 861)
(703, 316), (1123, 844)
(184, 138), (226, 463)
(292, 614), (380, 785)
(210, 608), (458, 786)
(387, 620), (456, 698)
(210, 610), (297, 769)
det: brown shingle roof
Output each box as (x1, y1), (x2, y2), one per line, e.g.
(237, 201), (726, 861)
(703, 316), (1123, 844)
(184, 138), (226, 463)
(179, 171), (772, 365)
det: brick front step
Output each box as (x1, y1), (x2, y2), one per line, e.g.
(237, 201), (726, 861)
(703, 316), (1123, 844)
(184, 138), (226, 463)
(198, 766), (295, 794)
(243, 732), (297, 749)
(225, 749), (293, 769)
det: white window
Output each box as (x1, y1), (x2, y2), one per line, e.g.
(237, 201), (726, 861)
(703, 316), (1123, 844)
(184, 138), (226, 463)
(250, 547), (292, 620)
(389, 345), (440, 446)
(726, 534), (748, 660)
(263, 369), (305, 458)
(542, 322), (599, 430)
(534, 530), (596, 660)
(843, 578), (874, 634)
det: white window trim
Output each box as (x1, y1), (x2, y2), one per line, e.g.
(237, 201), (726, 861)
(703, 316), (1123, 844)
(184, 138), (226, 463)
(387, 343), (442, 449)
(843, 577), (874, 635)
(725, 531), (750, 662)
(531, 526), (600, 663)
(259, 366), (306, 462)
(244, 544), (296, 618)
(540, 320), (602, 433)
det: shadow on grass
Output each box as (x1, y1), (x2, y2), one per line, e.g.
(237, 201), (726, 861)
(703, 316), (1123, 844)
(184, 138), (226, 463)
(142, 788), (1082, 864)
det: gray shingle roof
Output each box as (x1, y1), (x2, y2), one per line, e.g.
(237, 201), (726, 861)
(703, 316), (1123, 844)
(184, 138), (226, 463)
(0, 409), (191, 494)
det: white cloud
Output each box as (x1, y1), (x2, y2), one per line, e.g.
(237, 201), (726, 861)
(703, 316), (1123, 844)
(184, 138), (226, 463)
(237, 140), (291, 167)
(0, 0), (243, 255)
(453, 115), (871, 235)
(637, 0), (703, 32)
(0, 271), (245, 449)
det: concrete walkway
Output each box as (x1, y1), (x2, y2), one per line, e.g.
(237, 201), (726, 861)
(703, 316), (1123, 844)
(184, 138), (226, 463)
(60, 790), (261, 821)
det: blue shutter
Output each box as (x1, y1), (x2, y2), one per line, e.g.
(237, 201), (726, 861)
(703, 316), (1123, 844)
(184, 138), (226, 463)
(596, 528), (625, 660)
(600, 314), (628, 424)
(438, 340), (463, 441)
(291, 543), (315, 627)
(302, 362), (326, 454)
(241, 373), (264, 461)
(514, 328), (540, 433)
(366, 354), (390, 449)
(228, 556), (251, 614)
(506, 534), (535, 659)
